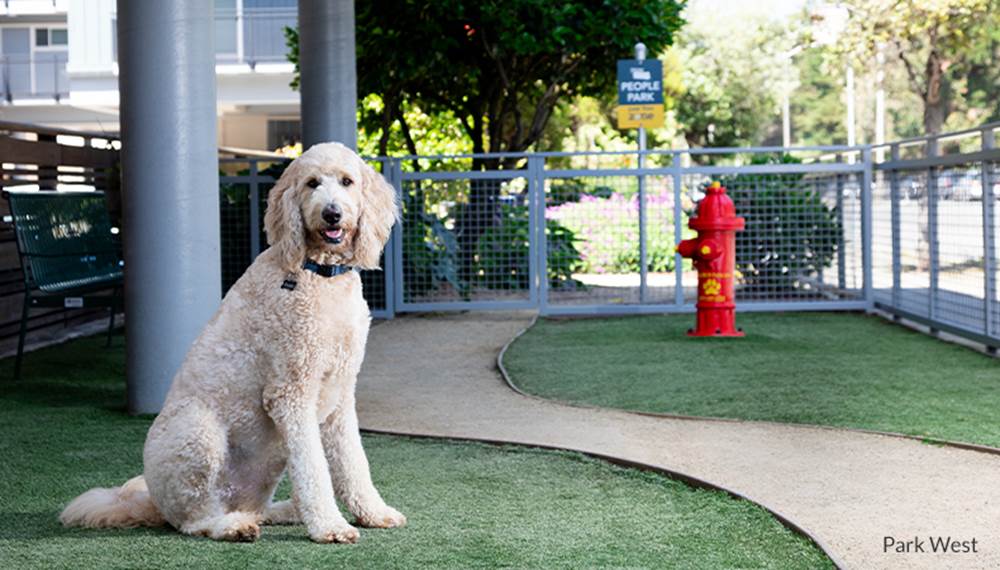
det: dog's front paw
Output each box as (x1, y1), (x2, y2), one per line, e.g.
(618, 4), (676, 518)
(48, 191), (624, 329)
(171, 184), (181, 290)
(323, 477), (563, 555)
(355, 505), (407, 529)
(310, 523), (360, 544)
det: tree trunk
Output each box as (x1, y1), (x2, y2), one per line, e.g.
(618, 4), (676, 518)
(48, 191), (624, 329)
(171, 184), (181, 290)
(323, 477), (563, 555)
(921, 50), (949, 135)
(916, 50), (949, 270)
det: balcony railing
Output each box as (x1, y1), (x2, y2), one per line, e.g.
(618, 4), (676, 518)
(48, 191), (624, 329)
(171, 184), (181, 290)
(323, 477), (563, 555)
(0, 53), (68, 101)
(214, 7), (296, 68)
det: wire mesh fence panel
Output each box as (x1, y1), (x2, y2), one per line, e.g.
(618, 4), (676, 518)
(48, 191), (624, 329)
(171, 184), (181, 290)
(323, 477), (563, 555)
(220, 181), (252, 293)
(871, 169), (894, 305)
(642, 174), (685, 305)
(544, 174), (645, 306)
(988, 160), (1000, 340)
(896, 169), (932, 318)
(681, 170), (861, 304)
(838, 171), (865, 294)
(209, 126), (1000, 346)
(399, 174), (532, 306)
(933, 165), (985, 332)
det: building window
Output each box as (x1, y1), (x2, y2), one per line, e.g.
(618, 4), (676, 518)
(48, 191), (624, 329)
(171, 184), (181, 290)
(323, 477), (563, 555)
(35, 28), (68, 47)
(268, 120), (301, 151)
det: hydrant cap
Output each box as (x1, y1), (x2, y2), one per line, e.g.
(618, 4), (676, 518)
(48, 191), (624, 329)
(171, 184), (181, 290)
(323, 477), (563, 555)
(689, 182), (745, 231)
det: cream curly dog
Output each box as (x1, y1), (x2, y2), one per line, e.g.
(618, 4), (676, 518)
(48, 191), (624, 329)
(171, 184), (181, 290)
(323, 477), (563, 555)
(60, 143), (404, 543)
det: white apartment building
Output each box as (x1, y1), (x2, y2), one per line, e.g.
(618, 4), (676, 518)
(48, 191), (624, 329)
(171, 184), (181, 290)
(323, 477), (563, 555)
(0, 0), (302, 150)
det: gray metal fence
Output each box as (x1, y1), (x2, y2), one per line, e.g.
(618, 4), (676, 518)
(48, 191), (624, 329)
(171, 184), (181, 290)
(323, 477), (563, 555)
(871, 125), (999, 349)
(218, 122), (1000, 351)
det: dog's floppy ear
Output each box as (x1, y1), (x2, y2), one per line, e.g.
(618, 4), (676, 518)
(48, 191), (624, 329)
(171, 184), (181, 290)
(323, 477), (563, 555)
(264, 160), (306, 274)
(352, 162), (400, 270)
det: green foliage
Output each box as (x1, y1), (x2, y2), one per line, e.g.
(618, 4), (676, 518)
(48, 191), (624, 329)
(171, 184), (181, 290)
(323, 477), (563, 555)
(288, 0), (684, 158)
(402, 201), (465, 298)
(715, 155), (839, 293)
(832, 0), (1000, 134)
(283, 26), (299, 91)
(790, 47), (846, 147)
(665, 3), (797, 149)
(473, 204), (583, 290)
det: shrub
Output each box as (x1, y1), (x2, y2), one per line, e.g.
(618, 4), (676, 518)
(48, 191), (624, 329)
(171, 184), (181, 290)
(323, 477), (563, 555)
(474, 204), (583, 290)
(545, 190), (677, 274)
(402, 204), (465, 297)
(714, 155), (840, 293)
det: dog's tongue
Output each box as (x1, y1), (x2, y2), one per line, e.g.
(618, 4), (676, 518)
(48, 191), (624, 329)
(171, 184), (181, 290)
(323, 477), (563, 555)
(325, 228), (343, 240)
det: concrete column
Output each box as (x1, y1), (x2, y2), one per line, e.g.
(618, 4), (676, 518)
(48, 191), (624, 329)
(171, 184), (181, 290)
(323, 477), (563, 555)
(298, 0), (357, 149)
(118, 0), (221, 414)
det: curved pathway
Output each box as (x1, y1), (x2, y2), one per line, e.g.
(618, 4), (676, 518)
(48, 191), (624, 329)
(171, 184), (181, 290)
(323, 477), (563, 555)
(357, 312), (1000, 569)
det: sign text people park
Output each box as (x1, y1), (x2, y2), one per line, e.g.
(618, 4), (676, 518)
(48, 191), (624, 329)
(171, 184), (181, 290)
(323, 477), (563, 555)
(616, 58), (664, 129)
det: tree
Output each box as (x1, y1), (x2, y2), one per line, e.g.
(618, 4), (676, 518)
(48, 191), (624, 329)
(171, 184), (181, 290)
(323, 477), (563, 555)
(663, 1), (799, 150)
(834, 0), (1000, 135)
(789, 47), (846, 146)
(288, 0), (684, 274)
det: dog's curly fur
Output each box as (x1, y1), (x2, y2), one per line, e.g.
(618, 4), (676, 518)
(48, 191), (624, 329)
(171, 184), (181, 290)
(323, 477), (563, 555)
(59, 143), (404, 543)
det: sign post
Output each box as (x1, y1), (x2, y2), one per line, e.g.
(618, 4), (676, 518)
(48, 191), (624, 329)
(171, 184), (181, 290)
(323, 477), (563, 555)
(617, 42), (663, 303)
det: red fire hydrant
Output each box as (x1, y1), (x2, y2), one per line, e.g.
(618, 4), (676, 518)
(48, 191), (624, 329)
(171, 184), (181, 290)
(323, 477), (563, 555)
(677, 181), (745, 337)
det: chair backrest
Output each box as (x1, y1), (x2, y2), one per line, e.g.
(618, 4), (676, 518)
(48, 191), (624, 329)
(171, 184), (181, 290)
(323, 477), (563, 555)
(6, 190), (122, 292)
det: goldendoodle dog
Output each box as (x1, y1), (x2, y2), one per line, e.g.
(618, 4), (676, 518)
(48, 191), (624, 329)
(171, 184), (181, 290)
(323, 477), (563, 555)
(60, 142), (404, 544)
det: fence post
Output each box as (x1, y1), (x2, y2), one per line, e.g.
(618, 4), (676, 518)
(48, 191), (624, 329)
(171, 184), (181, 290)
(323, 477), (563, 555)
(926, 138), (940, 324)
(248, 158), (261, 260)
(672, 151), (684, 306)
(532, 155), (549, 315)
(981, 129), (996, 342)
(381, 158), (398, 319)
(835, 154), (846, 289)
(391, 159), (405, 313)
(862, 146), (874, 308)
(527, 155), (540, 309)
(890, 144), (902, 308)
(638, 136), (648, 303)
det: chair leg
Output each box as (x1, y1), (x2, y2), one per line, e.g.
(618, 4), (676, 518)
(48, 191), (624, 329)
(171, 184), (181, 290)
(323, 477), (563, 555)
(14, 293), (30, 380)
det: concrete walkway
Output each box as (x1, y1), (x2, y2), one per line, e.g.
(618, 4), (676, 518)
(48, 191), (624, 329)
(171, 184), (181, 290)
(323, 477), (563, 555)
(357, 312), (1000, 570)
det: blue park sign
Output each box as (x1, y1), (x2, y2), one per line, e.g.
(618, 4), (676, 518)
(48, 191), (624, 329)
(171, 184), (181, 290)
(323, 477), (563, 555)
(617, 59), (663, 105)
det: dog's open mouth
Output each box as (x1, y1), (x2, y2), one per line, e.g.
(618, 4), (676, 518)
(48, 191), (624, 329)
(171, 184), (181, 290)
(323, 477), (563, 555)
(321, 227), (344, 244)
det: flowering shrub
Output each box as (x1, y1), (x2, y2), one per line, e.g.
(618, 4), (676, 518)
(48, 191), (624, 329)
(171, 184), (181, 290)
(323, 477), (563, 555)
(546, 190), (677, 274)
(475, 204), (583, 290)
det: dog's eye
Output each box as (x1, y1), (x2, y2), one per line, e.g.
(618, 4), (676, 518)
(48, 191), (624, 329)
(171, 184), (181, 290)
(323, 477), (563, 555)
(306, 178), (320, 189)
(340, 176), (353, 187)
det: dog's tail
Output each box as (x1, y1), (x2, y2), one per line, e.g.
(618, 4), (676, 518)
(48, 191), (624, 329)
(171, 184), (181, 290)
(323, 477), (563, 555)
(59, 475), (166, 528)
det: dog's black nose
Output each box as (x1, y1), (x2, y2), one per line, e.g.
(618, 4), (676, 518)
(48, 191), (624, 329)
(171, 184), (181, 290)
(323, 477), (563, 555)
(322, 204), (341, 225)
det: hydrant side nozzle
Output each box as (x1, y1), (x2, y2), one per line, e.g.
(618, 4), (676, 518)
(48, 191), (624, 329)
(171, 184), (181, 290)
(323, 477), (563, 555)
(676, 239), (699, 259)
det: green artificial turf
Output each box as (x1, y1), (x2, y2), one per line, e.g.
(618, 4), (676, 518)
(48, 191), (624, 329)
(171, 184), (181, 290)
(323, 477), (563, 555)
(0, 333), (832, 569)
(504, 312), (1000, 447)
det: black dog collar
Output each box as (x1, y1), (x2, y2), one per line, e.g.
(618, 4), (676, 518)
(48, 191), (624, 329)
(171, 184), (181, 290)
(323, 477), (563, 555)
(302, 259), (356, 277)
(281, 259), (357, 290)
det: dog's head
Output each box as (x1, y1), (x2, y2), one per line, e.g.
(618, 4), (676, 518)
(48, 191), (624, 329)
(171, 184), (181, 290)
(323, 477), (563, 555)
(263, 142), (399, 273)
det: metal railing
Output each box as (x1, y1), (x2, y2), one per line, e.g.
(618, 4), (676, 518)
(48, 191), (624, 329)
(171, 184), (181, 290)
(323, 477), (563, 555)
(218, 122), (1000, 350)
(871, 124), (1000, 349)
(0, 53), (68, 101)
(214, 6), (296, 67)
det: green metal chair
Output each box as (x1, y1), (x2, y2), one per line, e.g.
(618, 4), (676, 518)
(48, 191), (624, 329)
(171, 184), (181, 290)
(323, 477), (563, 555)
(5, 190), (123, 379)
